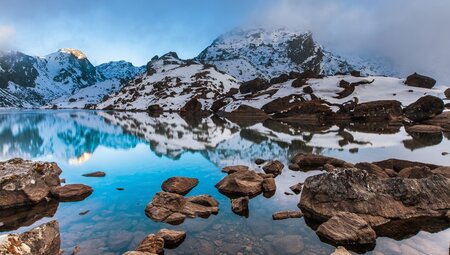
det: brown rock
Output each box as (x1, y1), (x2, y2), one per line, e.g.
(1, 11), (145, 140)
(372, 158), (440, 172)
(255, 158), (266, 165)
(0, 158), (61, 209)
(161, 177), (199, 195)
(355, 162), (390, 178)
(262, 177), (276, 193)
(406, 125), (442, 134)
(215, 170), (264, 197)
(261, 95), (304, 114)
(239, 78), (270, 94)
(262, 160), (284, 176)
(331, 246), (352, 255)
(405, 73), (436, 89)
(0, 220), (61, 255)
(231, 197), (249, 216)
(82, 171), (106, 177)
(291, 153), (351, 170)
(156, 229), (186, 247)
(224, 105), (269, 126)
(445, 88), (450, 99)
(316, 212), (376, 245)
(398, 166), (433, 179)
(353, 100), (403, 120)
(289, 183), (303, 194)
(186, 194), (219, 207)
(180, 98), (203, 117)
(288, 164), (301, 171)
(50, 184), (93, 202)
(272, 211), (304, 220)
(221, 165), (248, 174)
(135, 234), (165, 254)
(404, 95), (444, 122)
(432, 166), (450, 178)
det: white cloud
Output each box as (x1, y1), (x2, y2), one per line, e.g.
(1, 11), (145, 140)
(0, 25), (16, 50)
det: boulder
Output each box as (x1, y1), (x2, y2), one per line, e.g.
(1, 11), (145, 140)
(371, 158), (440, 172)
(231, 197), (249, 216)
(272, 211), (304, 220)
(224, 105), (269, 126)
(221, 165), (248, 174)
(331, 246), (352, 255)
(445, 88), (450, 99)
(406, 125), (442, 134)
(262, 160), (284, 176)
(273, 101), (332, 121)
(262, 177), (276, 193)
(0, 220), (60, 255)
(215, 170), (264, 197)
(398, 166), (433, 179)
(291, 153), (352, 170)
(161, 177), (199, 195)
(0, 158), (61, 209)
(352, 100), (403, 120)
(180, 98), (203, 116)
(405, 73), (436, 89)
(404, 95), (444, 122)
(316, 212), (376, 245)
(261, 95), (304, 114)
(82, 171), (106, 177)
(433, 166), (450, 178)
(299, 168), (450, 225)
(239, 78), (270, 94)
(289, 183), (304, 194)
(156, 229), (186, 247)
(145, 192), (219, 224)
(135, 234), (165, 254)
(354, 162), (390, 178)
(254, 158), (266, 165)
(50, 184), (93, 202)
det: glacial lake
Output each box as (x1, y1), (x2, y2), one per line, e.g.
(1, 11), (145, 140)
(0, 110), (449, 255)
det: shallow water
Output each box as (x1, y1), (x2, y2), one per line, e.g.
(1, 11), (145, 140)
(0, 110), (449, 255)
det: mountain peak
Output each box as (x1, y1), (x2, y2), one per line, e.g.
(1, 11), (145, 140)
(58, 48), (87, 59)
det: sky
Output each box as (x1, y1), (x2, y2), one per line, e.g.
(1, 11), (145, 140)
(1, 0), (450, 82)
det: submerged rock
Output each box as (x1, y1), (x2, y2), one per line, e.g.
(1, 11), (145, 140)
(404, 95), (444, 122)
(145, 191), (219, 224)
(156, 229), (186, 247)
(272, 211), (304, 220)
(405, 73), (436, 89)
(262, 160), (284, 176)
(316, 212), (376, 245)
(221, 165), (249, 174)
(135, 234), (165, 254)
(0, 158), (61, 209)
(231, 196), (249, 216)
(331, 246), (352, 255)
(161, 177), (199, 195)
(215, 170), (264, 197)
(0, 220), (61, 255)
(262, 177), (276, 194)
(50, 184), (93, 202)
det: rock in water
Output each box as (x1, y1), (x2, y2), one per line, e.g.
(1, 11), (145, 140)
(215, 170), (264, 197)
(221, 165), (249, 174)
(135, 234), (165, 254)
(0, 158), (61, 209)
(231, 197), (249, 216)
(290, 153), (352, 170)
(50, 184), (93, 202)
(0, 220), (61, 255)
(404, 95), (444, 122)
(405, 73), (436, 89)
(156, 229), (186, 247)
(161, 177), (199, 195)
(445, 88), (450, 99)
(289, 183), (304, 194)
(82, 171), (106, 177)
(262, 177), (276, 193)
(352, 100), (403, 120)
(262, 160), (284, 176)
(272, 211), (304, 220)
(316, 212), (376, 245)
(331, 246), (352, 255)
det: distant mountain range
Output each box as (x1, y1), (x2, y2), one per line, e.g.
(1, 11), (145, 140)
(0, 28), (399, 109)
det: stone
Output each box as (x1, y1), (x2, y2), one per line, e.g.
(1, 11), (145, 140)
(288, 164), (301, 171)
(445, 88), (450, 99)
(398, 166), (433, 179)
(272, 211), (304, 220)
(406, 125), (442, 134)
(224, 105), (269, 126)
(215, 170), (264, 197)
(262, 160), (284, 176)
(156, 229), (186, 247)
(404, 95), (444, 122)
(145, 192), (219, 224)
(82, 171), (106, 177)
(262, 177), (276, 193)
(316, 212), (376, 245)
(331, 246), (352, 255)
(432, 166), (450, 178)
(0, 158), (61, 209)
(0, 200), (58, 232)
(161, 177), (199, 195)
(272, 100), (333, 123)
(254, 158), (266, 165)
(355, 162), (390, 178)
(289, 183), (303, 194)
(261, 95), (305, 114)
(221, 165), (249, 174)
(180, 98), (203, 117)
(299, 168), (450, 225)
(231, 197), (249, 216)
(0, 220), (60, 255)
(291, 153), (352, 170)
(372, 158), (440, 172)
(50, 184), (93, 202)
(135, 234), (165, 254)
(353, 100), (403, 120)
(405, 73), (436, 89)
(239, 78), (270, 94)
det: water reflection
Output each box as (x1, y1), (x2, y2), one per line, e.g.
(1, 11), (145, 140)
(0, 110), (449, 255)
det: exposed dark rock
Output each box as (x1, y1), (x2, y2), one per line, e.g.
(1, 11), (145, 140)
(405, 73), (436, 89)
(262, 177), (276, 194)
(270, 73), (290, 84)
(261, 94), (304, 114)
(231, 196), (249, 216)
(161, 177), (199, 195)
(254, 158), (266, 165)
(289, 183), (304, 194)
(371, 158), (440, 172)
(398, 166), (433, 179)
(316, 212), (376, 245)
(0, 220), (60, 255)
(302, 86), (313, 94)
(0, 158), (61, 209)
(50, 184), (93, 202)
(272, 100), (333, 124)
(82, 171), (106, 177)
(406, 125), (442, 134)
(404, 95), (444, 122)
(239, 78), (270, 94)
(215, 170), (264, 198)
(224, 105), (269, 127)
(290, 153), (352, 171)
(291, 78), (307, 88)
(180, 98), (203, 116)
(350, 70), (361, 77)
(272, 211), (304, 220)
(262, 160), (284, 176)
(353, 100), (403, 120)
(145, 191), (219, 224)
(221, 165), (248, 174)
(354, 162), (390, 178)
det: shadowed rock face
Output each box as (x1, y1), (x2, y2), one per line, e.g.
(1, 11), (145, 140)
(404, 95), (444, 122)
(0, 220), (61, 255)
(0, 158), (61, 209)
(405, 73), (436, 89)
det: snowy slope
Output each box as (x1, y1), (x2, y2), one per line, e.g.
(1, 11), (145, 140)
(97, 52), (241, 111)
(197, 28), (387, 81)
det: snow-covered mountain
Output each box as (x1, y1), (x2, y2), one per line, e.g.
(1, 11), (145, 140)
(197, 28), (386, 81)
(0, 49), (144, 109)
(97, 52), (241, 111)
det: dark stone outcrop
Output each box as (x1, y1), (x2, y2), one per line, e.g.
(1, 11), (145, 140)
(82, 171), (106, 177)
(352, 100), (402, 120)
(371, 158), (440, 172)
(290, 153), (353, 171)
(50, 184), (93, 202)
(404, 95), (444, 122)
(161, 177), (199, 195)
(261, 95), (304, 114)
(221, 165), (248, 174)
(262, 160), (284, 176)
(405, 73), (436, 89)
(445, 88), (450, 99)
(215, 170), (264, 198)
(239, 78), (270, 94)
(224, 105), (269, 126)
(272, 211), (304, 220)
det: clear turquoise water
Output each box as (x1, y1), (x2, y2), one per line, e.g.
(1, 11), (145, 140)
(0, 110), (449, 255)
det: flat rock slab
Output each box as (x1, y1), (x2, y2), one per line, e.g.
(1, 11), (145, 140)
(82, 171), (106, 177)
(145, 192), (219, 225)
(215, 170), (264, 198)
(161, 177), (198, 195)
(156, 229), (186, 247)
(50, 184), (93, 202)
(0, 220), (61, 255)
(290, 153), (352, 170)
(0, 158), (61, 209)
(317, 212), (376, 245)
(406, 125), (442, 134)
(272, 211), (304, 220)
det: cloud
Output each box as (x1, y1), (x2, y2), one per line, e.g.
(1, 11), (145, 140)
(0, 25), (16, 51)
(251, 0), (450, 83)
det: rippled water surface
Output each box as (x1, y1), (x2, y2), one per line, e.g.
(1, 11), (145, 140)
(0, 110), (449, 255)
